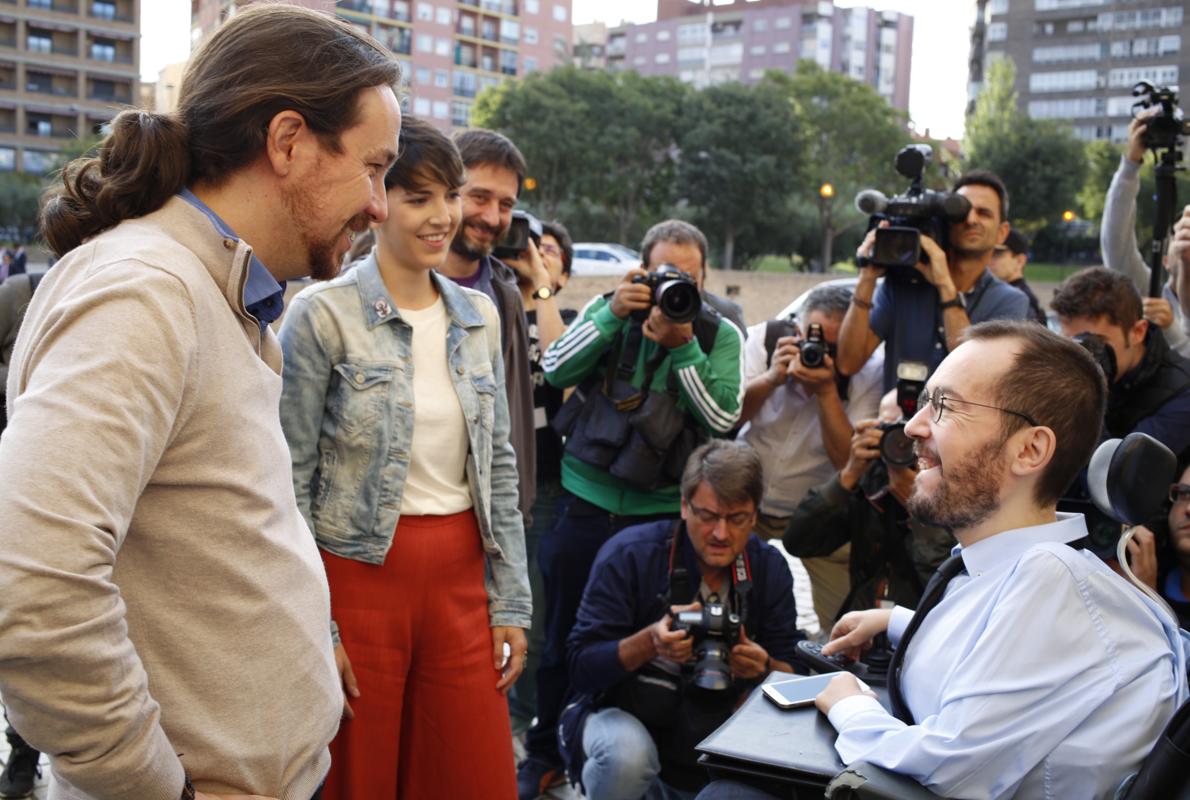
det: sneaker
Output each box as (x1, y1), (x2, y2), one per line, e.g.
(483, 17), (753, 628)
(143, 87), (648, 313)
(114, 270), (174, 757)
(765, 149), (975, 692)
(0, 738), (41, 799)
(515, 755), (565, 800)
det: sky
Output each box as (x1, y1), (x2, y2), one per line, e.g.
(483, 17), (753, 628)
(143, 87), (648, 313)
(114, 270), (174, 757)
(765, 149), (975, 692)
(140, 0), (975, 140)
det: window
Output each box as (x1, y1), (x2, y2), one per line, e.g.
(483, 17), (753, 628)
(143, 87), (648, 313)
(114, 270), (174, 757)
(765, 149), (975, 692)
(27, 0), (50, 8)
(436, 37), (451, 56)
(414, 96), (431, 115)
(633, 55), (646, 66)
(709, 42), (743, 64)
(416, 33), (433, 52)
(416, 3), (433, 21)
(500, 49), (517, 76)
(636, 32), (649, 44)
(500, 19), (519, 44)
(432, 100), (449, 119)
(415, 67), (430, 84)
(987, 22), (1006, 41)
(657, 30), (671, 41)
(1027, 96), (1105, 118)
(1107, 64), (1178, 88)
(678, 23), (706, 44)
(28, 115), (51, 137)
(524, 0), (539, 12)
(22, 149), (53, 174)
(678, 46), (705, 64)
(524, 56), (538, 72)
(27, 33), (52, 54)
(753, 18), (768, 32)
(524, 26), (538, 44)
(0, 147), (13, 172)
(749, 68), (765, 80)
(1032, 43), (1102, 62)
(775, 17), (792, 29)
(91, 1), (117, 20)
(453, 70), (476, 97)
(773, 41), (791, 53)
(553, 4), (567, 22)
(436, 7), (451, 25)
(90, 40), (116, 61)
(750, 45), (766, 56)
(989, 0), (1008, 13)
(655, 52), (670, 63)
(452, 100), (471, 127)
(434, 68), (449, 87)
(1028, 69), (1098, 92)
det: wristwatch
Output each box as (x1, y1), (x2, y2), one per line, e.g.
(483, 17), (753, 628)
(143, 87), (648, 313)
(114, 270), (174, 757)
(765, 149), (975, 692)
(532, 285), (554, 301)
(939, 293), (966, 311)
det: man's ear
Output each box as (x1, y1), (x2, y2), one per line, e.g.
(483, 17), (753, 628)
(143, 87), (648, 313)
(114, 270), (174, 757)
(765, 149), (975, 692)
(265, 110), (309, 178)
(996, 221), (1010, 246)
(1009, 425), (1056, 480)
(1130, 317), (1149, 347)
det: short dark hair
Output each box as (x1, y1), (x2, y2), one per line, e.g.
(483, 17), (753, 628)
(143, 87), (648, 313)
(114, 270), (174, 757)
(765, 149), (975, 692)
(961, 320), (1107, 506)
(802, 284), (852, 319)
(453, 128), (527, 194)
(386, 115), (465, 193)
(680, 440), (764, 510)
(640, 220), (708, 272)
(953, 169), (1009, 221)
(1049, 266), (1143, 334)
(541, 219), (573, 275)
(1001, 227), (1028, 256)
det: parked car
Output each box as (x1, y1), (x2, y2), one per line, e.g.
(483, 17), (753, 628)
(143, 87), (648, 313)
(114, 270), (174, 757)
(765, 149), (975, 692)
(571, 242), (641, 277)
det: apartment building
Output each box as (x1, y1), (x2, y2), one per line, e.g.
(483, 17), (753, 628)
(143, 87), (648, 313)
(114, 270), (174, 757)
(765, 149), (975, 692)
(594, 0), (912, 111)
(979, 0), (1190, 142)
(0, 0), (139, 174)
(191, 0), (573, 130)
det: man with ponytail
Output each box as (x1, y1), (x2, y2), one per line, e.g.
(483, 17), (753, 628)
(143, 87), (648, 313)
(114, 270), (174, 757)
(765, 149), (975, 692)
(0, 6), (401, 800)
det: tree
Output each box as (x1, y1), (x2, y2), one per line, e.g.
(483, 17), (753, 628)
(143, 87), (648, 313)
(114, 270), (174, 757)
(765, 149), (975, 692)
(674, 76), (805, 269)
(0, 173), (45, 243)
(965, 58), (1087, 226)
(770, 62), (911, 271)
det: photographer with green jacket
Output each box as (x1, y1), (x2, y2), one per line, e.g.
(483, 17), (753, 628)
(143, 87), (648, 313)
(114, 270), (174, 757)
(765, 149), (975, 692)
(517, 220), (744, 799)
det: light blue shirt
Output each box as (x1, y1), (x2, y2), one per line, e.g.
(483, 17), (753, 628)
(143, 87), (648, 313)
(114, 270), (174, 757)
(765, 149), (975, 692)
(827, 513), (1189, 800)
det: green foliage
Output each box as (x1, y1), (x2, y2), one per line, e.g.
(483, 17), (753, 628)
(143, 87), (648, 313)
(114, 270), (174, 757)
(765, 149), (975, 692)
(1077, 139), (1121, 224)
(964, 58), (1087, 226)
(0, 173), (45, 242)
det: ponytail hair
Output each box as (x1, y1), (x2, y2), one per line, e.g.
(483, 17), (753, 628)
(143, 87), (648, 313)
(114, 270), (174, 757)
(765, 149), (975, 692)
(40, 4), (401, 257)
(40, 110), (189, 257)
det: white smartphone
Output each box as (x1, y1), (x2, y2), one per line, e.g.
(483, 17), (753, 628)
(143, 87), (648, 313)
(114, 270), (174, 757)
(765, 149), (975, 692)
(761, 674), (861, 710)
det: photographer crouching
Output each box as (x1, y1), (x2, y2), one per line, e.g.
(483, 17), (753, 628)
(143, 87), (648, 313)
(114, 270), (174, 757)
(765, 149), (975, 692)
(559, 440), (803, 799)
(836, 148), (1031, 391)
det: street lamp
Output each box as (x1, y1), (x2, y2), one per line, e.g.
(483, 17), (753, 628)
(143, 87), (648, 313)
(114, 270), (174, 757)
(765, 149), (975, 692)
(1061, 210), (1076, 264)
(1062, 209), (1075, 222)
(818, 182), (835, 272)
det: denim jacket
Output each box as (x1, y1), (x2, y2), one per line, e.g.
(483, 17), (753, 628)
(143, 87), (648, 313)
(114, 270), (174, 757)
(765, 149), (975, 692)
(278, 253), (530, 631)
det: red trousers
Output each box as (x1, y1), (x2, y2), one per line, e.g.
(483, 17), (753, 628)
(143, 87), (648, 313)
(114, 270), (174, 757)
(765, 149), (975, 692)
(320, 510), (516, 800)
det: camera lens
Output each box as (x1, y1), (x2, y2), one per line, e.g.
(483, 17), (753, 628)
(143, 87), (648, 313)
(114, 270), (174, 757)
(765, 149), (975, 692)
(880, 423), (916, 467)
(655, 280), (701, 324)
(690, 643), (733, 692)
(800, 341), (825, 369)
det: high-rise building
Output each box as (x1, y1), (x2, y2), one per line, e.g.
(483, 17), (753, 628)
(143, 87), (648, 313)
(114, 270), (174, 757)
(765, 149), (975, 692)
(977, 0), (1190, 142)
(0, 0), (140, 174)
(190, 0), (573, 130)
(592, 0), (912, 112)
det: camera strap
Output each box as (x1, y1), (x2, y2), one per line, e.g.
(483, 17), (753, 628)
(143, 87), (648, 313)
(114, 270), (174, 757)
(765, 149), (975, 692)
(665, 520), (753, 621)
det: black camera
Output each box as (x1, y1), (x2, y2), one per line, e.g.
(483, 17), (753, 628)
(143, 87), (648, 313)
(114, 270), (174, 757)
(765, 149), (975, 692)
(1132, 81), (1190, 151)
(856, 145), (972, 273)
(879, 361), (928, 467)
(673, 602), (742, 691)
(631, 263), (702, 324)
(492, 209), (543, 262)
(799, 322), (828, 369)
(1074, 332), (1118, 384)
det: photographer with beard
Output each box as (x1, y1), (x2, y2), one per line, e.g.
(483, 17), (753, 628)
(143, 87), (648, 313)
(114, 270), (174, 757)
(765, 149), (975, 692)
(1051, 267), (1190, 465)
(836, 171), (1031, 392)
(698, 321), (1188, 800)
(782, 390), (954, 619)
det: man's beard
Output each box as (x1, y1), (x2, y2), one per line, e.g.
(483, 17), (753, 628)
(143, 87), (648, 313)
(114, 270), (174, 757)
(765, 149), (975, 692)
(907, 439), (1004, 531)
(280, 181), (360, 282)
(450, 218), (505, 261)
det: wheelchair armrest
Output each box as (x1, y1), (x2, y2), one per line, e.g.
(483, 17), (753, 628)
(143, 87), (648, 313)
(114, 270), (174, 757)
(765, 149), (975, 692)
(825, 761), (947, 800)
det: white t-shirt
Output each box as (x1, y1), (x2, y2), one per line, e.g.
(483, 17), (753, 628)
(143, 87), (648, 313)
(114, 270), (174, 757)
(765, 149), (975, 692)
(398, 297), (473, 515)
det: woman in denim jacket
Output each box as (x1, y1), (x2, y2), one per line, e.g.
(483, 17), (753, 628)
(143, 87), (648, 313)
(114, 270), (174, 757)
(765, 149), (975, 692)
(279, 116), (530, 799)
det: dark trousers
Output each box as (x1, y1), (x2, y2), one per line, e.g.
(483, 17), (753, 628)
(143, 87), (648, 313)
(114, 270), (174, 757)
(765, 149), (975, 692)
(524, 491), (675, 762)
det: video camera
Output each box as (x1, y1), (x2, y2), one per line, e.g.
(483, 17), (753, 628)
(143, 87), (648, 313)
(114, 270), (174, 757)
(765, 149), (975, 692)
(492, 209), (543, 262)
(878, 361), (928, 467)
(1132, 81), (1190, 151)
(673, 602), (742, 692)
(631, 263), (702, 324)
(856, 145), (972, 274)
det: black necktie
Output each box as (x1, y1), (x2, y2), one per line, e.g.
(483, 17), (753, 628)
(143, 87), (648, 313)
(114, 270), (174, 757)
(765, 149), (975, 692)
(887, 552), (967, 724)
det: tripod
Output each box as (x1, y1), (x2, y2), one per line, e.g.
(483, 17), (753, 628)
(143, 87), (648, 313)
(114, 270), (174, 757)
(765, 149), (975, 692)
(1149, 145), (1181, 298)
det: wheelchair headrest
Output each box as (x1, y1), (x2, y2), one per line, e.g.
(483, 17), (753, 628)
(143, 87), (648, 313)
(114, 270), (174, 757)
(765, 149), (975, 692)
(1087, 433), (1177, 526)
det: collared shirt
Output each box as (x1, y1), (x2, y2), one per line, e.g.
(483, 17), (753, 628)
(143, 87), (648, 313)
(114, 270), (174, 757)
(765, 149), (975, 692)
(738, 327), (884, 517)
(826, 513), (1189, 800)
(869, 268), (1030, 390)
(178, 189), (285, 330)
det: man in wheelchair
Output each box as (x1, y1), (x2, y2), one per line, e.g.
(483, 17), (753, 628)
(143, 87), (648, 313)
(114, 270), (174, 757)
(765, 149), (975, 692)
(699, 321), (1190, 800)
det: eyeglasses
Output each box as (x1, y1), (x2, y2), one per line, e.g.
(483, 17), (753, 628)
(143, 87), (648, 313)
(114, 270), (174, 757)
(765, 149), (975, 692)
(539, 243), (563, 258)
(1170, 483), (1190, 505)
(687, 500), (755, 529)
(918, 387), (1039, 427)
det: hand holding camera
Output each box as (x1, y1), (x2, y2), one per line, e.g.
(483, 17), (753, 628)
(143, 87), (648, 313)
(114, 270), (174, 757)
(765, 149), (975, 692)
(840, 419), (883, 491)
(728, 627), (770, 682)
(611, 268), (655, 319)
(1127, 108), (1159, 165)
(502, 238), (551, 293)
(765, 334), (800, 390)
(914, 233), (955, 295)
(788, 322), (837, 396)
(650, 601), (700, 664)
(643, 307), (695, 350)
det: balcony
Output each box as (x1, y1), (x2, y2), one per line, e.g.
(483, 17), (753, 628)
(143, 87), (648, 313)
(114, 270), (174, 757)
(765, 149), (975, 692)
(89, 2), (133, 22)
(88, 89), (130, 103)
(26, 82), (78, 98)
(27, 0), (80, 13)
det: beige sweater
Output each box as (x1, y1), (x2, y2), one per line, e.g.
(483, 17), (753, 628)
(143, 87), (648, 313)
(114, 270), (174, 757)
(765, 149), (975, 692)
(0, 197), (340, 800)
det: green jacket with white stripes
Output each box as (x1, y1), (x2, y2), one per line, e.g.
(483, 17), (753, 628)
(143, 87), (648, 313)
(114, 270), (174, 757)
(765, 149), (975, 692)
(542, 293), (744, 515)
